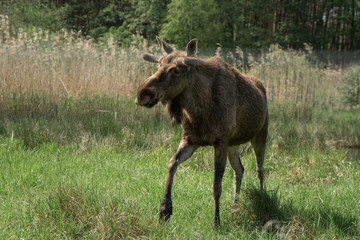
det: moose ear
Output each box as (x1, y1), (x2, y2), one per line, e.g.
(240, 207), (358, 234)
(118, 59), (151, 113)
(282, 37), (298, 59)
(143, 53), (161, 63)
(156, 36), (174, 55)
(186, 39), (198, 57)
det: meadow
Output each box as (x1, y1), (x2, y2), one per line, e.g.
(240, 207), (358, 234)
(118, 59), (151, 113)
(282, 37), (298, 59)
(1, 23), (360, 239)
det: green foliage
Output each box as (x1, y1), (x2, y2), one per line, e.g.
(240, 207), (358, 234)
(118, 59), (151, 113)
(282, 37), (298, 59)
(1, 0), (169, 46)
(58, 1), (120, 37)
(338, 65), (360, 106)
(1, 0), (360, 49)
(122, 0), (171, 40)
(160, 0), (221, 48)
(1, 0), (66, 33)
(98, 26), (133, 46)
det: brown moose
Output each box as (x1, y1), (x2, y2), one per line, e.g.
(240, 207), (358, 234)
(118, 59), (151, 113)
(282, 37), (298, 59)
(135, 37), (268, 227)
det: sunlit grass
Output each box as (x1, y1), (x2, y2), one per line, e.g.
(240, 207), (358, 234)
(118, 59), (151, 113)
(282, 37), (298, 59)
(1, 94), (360, 239)
(1, 134), (359, 239)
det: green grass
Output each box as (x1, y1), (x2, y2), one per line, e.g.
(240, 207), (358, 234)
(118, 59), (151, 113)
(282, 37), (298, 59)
(1, 94), (359, 239)
(1, 138), (359, 239)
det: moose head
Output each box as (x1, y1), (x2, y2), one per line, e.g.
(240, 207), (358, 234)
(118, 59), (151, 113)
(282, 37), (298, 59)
(135, 37), (201, 108)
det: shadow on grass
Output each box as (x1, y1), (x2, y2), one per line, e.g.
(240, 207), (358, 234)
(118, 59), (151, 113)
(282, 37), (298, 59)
(226, 185), (359, 239)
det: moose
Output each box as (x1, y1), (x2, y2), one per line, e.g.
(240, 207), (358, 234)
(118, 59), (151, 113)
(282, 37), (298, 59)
(135, 37), (268, 227)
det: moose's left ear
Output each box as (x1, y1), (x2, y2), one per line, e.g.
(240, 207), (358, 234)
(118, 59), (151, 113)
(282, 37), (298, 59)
(186, 39), (198, 57)
(156, 36), (174, 55)
(143, 53), (161, 63)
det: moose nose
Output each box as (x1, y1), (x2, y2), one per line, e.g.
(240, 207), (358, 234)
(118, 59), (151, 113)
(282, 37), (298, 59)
(135, 95), (151, 107)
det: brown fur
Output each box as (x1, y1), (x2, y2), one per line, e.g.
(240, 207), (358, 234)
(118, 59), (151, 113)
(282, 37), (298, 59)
(136, 38), (268, 227)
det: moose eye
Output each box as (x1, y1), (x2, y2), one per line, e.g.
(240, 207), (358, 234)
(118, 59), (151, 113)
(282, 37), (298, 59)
(170, 68), (180, 76)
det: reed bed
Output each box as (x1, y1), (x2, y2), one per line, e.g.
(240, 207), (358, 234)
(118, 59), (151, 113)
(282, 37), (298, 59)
(0, 40), (339, 117)
(1, 13), (340, 107)
(0, 38), (156, 97)
(1, 13), (356, 151)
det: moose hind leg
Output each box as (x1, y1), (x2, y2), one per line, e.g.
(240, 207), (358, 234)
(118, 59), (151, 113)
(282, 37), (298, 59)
(212, 143), (228, 228)
(159, 139), (197, 222)
(227, 145), (244, 203)
(251, 125), (267, 190)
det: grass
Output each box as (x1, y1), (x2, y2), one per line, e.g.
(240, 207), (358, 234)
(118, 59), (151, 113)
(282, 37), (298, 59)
(1, 136), (359, 239)
(1, 94), (360, 239)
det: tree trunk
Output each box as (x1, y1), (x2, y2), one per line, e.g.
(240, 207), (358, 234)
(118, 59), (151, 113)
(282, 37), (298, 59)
(350, 0), (355, 49)
(322, 7), (330, 49)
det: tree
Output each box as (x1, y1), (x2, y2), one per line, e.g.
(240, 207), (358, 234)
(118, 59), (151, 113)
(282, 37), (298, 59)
(1, 0), (359, 50)
(123, 0), (170, 39)
(160, 0), (222, 48)
(57, 0), (170, 45)
(1, 0), (66, 33)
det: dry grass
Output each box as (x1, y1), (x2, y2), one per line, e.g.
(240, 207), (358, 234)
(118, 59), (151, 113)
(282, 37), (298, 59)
(1, 14), (343, 108)
(1, 14), (358, 152)
(250, 46), (319, 105)
(0, 14), (159, 97)
(220, 44), (342, 110)
(0, 41), (156, 97)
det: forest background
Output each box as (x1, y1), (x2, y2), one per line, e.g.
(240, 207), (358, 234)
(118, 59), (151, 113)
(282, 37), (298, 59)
(1, 0), (359, 51)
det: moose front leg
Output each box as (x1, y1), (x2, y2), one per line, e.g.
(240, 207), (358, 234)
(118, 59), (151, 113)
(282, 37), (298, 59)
(159, 139), (197, 222)
(212, 143), (228, 228)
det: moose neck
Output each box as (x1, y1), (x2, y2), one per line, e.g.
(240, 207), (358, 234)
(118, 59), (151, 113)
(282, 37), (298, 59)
(162, 71), (212, 126)
(183, 78), (212, 115)
(181, 69), (214, 121)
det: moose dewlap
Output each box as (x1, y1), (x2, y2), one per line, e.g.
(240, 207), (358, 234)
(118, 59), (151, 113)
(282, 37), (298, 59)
(135, 37), (268, 227)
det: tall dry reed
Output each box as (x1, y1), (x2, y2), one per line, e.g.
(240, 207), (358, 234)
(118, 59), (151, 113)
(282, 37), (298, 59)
(0, 15), (159, 97)
(0, 14), (341, 108)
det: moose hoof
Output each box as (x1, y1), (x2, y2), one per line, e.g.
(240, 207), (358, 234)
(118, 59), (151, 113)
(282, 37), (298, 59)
(213, 218), (221, 230)
(159, 200), (173, 223)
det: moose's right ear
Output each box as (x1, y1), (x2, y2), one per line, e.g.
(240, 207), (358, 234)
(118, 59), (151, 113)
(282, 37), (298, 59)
(156, 36), (174, 55)
(143, 53), (161, 63)
(186, 39), (198, 57)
